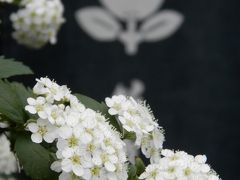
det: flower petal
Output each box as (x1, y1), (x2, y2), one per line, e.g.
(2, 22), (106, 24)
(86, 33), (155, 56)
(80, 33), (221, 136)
(50, 161), (62, 173)
(27, 123), (38, 133)
(104, 161), (116, 172)
(25, 105), (37, 114)
(31, 133), (43, 143)
(61, 159), (72, 172)
(43, 133), (56, 143)
(72, 165), (84, 176)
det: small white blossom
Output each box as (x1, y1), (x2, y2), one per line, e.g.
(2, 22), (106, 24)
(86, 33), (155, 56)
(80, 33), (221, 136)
(105, 95), (127, 115)
(25, 96), (48, 119)
(61, 148), (92, 177)
(33, 77), (71, 102)
(82, 166), (107, 180)
(10, 0), (65, 48)
(27, 118), (57, 143)
(45, 105), (65, 125)
(57, 126), (82, 150)
(69, 95), (85, 112)
(33, 77), (57, 95)
(139, 149), (221, 180)
(107, 163), (128, 180)
(92, 150), (118, 172)
(139, 164), (160, 180)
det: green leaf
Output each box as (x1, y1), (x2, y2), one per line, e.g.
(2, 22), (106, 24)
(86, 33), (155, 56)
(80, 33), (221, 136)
(0, 172), (28, 180)
(124, 131), (136, 140)
(135, 157), (145, 176)
(75, 94), (105, 112)
(0, 80), (32, 124)
(0, 56), (33, 79)
(11, 82), (33, 107)
(128, 163), (137, 180)
(75, 94), (122, 133)
(15, 133), (57, 180)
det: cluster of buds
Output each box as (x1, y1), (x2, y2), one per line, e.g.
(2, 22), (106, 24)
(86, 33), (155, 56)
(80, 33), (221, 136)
(10, 0), (65, 48)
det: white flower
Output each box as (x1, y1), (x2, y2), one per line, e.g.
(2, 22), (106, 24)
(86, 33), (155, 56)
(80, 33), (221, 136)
(25, 96), (48, 119)
(92, 151), (118, 172)
(139, 149), (221, 180)
(61, 148), (92, 177)
(105, 95), (164, 162)
(118, 112), (137, 132)
(195, 155), (207, 164)
(105, 95), (159, 135)
(57, 126), (82, 150)
(63, 107), (81, 127)
(45, 105), (65, 125)
(54, 85), (71, 102)
(33, 77), (57, 95)
(107, 163), (128, 180)
(139, 164), (159, 180)
(27, 78), (128, 180)
(10, 0), (65, 49)
(27, 118), (57, 143)
(105, 95), (127, 115)
(0, 134), (17, 175)
(83, 166), (107, 180)
(69, 95), (85, 112)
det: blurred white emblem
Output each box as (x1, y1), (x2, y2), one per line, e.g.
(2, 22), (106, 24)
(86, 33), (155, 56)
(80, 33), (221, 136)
(75, 0), (184, 55)
(112, 79), (145, 100)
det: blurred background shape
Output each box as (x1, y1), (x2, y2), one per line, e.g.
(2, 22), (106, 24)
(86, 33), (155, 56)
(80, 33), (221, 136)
(112, 79), (145, 99)
(75, 0), (183, 55)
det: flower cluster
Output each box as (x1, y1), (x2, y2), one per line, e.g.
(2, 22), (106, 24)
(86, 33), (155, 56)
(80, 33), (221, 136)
(0, 134), (17, 175)
(25, 78), (128, 180)
(105, 95), (165, 163)
(139, 149), (220, 180)
(0, 0), (13, 3)
(10, 0), (65, 49)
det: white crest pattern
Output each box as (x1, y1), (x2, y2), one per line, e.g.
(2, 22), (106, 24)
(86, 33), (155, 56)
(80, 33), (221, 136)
(75, 0), (184, 55)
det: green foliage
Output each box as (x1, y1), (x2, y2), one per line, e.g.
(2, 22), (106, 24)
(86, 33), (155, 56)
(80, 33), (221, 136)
(15, 133), (58, 180)
(0, 57), (34, 124)
(124, 131), (136, 140)
(128, 163), (137, 180)
(75, 93), (105, 112)
(0, 56), (33, 79)
(0, 80), (32, 124)
(0, 173), (27, 180)
(11, 82), (33, 107)
(75, 93), (122, 133)
(135, 157), (145, 176)
(127, 158), (146, 180)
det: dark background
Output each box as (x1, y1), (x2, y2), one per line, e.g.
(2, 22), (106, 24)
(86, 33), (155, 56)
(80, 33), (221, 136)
(1, 0), (240, 179)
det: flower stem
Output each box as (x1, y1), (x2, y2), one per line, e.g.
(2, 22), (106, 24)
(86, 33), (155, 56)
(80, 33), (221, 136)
(119, 17), (142, 55)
